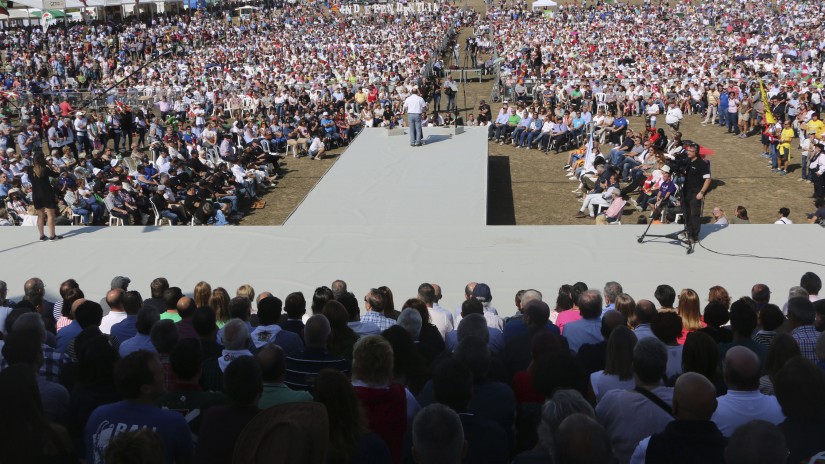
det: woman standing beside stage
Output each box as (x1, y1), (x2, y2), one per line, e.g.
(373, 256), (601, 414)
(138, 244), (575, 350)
(27, 153), (62, 241)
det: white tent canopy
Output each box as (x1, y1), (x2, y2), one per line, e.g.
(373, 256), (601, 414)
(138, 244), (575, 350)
(7, 0), (175, 10)
(531, 0), (557, 10)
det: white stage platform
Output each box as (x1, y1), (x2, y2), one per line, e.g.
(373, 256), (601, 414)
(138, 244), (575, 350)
(285, 127), (488, 226)
(1, 224), (822, 317)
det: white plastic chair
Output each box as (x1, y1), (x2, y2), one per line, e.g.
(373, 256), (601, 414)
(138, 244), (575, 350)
(108, 214), (124, 226)
(595, 93), (608, 114)
(150, 200), (173, 226)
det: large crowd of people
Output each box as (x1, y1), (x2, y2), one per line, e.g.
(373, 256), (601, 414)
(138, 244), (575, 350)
(466, 0), (825, 223)
(1, 1), (472, 227)
(0, 273), (824, 463)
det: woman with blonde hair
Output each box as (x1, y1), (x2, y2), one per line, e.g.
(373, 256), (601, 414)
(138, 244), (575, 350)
(676, 288), (705, 344)
(707, 285), (731, 310)
(209, 287), (231, 327)
(613, 293), (636, 327)
(193, 281), (212, 309)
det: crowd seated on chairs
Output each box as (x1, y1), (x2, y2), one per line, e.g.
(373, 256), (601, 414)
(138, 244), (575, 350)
(0, 0), (475, 226)
(468, 0), (825, 201)
(1, 274), (824, 463)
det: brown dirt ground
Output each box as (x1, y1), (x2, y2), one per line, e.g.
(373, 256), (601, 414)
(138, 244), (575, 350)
(245, 0), (819, 226)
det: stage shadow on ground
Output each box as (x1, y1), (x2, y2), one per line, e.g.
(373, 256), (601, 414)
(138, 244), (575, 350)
(0, 225), (99, 254)
(424, 134), (453, 144)
(488, 156), (516, 225)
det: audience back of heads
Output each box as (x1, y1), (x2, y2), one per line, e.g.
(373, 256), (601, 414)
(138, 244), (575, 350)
(554, 414), (612, 464)
(578, 290), (602, 319)
(256, 344), (286, 383)
(257, 296), (283, 326)
(284, 292), (307, 319)
(461, 298), (484, 317)
(76, 300), (104, 329)
(222, 319), (250, 350)
(634, 337), (668, 385)
(150, 277), (170, 300)
(150, 319), (179, 354)
(633, 299), (657, 326)
(524, 300), (551, 327)
(654, 285), (676, 308)
(800, 272), (822, 297)
(413, 404), (466, 464)
(336, 292), (359, 322)
(192, 307), (217, 338)
(123, 291), (143, 315)
(312, 286), (334, 315)
(729, 299), (758, 338)
(162, 287), (183, 310)
(397, 308), (423, 340)
(725, 420), (788, 464)
(229, 297), (252, 321)
(176, 297), (196, 319)
(787, 297), (815, 326)
(456, 314), (489, 344)
(223, 355), (263, 407)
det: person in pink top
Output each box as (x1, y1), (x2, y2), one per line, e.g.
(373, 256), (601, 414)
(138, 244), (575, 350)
(557, 306), (583, 334)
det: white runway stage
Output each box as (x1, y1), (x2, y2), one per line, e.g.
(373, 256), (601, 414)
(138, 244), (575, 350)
(1, 224), (822, 317)
(286, 127), (489, 226)
(2, 128), (822, 311)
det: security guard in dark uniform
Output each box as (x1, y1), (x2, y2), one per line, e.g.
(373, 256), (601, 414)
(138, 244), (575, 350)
(682, 142), (712, 247)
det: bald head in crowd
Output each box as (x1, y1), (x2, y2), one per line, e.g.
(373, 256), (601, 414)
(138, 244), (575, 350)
(106, 289), (125, 311)
(724, 346), (761, 391)
(177, 296), (196, 320)
(634, 299), (657, 325)
(673, 372), (718, 421)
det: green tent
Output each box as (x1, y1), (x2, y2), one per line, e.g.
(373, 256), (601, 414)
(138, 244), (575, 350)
(30, 9), (67, 18)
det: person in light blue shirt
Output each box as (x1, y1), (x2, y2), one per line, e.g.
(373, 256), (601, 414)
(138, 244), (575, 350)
(563, 290), (605, 353)
(510, 113), (533, 146)
(488, 112), (510, 140)
(632, 300), (657, 340)
(118, 309), (160, 357)
(518, 117), (543, 148)
(571, 113), (585, 138)
(581, 108), (593, 126)
(56, 319), (82, 354)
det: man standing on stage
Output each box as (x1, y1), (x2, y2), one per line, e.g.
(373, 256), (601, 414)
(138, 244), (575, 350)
(404, 88), (427, 147)
(683, 142), (712, 248)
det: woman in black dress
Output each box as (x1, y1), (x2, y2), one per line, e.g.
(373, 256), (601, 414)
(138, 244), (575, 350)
(28, 153), (62, 241)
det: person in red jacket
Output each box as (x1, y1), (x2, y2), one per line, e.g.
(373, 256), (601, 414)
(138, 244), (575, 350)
(352, 335), (412, 464)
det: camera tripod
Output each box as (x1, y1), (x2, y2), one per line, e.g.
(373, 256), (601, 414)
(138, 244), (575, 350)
(637, 191), (697, 255)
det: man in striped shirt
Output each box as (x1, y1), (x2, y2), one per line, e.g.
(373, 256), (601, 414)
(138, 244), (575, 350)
(360, 288), (397, 331)
(284, 315), (349, 391)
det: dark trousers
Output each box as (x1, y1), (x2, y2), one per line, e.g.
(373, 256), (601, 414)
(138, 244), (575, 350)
(684, 190), (703, 241)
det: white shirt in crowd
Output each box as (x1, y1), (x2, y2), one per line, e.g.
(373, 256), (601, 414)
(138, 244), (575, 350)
(711, 390), (785, 437)
(403, 93), (427, 114)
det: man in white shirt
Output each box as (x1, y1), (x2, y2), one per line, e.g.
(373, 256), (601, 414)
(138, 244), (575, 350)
(665, 103), (683, 131)
(99, 289), (128, 335)
(403, 88), (427, 147)
(711, 346), (785, 437)
(74, 111), (91, 157)
(308, 136), (326, 161)
(774, 207), (793, 224)
(418, 283), (453, 340)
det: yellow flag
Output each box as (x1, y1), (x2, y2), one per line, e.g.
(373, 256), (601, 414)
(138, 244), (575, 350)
(758, 77), (777, 125)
